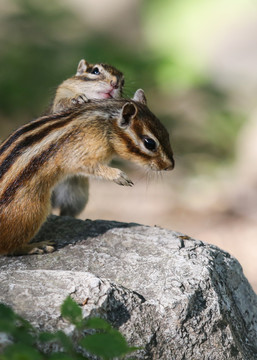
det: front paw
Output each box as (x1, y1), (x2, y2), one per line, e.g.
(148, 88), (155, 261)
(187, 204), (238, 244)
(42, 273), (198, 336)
(71, 94), (88, 105)
(114, 171), (134, 187)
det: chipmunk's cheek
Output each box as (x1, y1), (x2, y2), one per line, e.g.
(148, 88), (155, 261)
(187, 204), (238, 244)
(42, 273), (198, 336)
(110, 88), (121, 99)
(146, 160), (159, 171)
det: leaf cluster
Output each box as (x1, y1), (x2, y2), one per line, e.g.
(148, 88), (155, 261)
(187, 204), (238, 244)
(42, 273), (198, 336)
(0, 297), (138, 360)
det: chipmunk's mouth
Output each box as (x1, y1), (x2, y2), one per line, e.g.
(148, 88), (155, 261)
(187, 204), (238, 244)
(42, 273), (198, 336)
(99, 88), (118, 99)
(99, 91), (113, 99)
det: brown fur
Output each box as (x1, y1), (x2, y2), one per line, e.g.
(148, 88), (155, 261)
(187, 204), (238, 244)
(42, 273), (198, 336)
(50, 59), (125, 218)
(0, 99), (174, 255)
(52, 61), (124, 113)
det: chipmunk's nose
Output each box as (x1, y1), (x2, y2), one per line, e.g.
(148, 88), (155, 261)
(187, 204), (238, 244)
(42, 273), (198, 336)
(111, 78), (119, 89)
(164, 157), (175, 171)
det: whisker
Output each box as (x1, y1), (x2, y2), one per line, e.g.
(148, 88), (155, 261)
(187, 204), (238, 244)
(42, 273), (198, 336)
(133, 170), (147, 185)
(145, 168), (152, 190)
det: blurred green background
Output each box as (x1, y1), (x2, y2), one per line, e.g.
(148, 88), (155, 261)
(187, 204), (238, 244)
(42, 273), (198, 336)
(0, 0), (248, 173)
(1, 0), (257, 290)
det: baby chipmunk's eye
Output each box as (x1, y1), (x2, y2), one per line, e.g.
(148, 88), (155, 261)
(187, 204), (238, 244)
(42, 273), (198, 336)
(92, 67), (100, 75)
(143, 136), (157, 152)
(121, 78), (125, 87)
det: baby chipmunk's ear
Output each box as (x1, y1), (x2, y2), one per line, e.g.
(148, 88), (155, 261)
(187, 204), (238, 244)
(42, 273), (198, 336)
(132, 89), (147, 105)
(76, 59), (88, 75)
(119, 102), (137, 128)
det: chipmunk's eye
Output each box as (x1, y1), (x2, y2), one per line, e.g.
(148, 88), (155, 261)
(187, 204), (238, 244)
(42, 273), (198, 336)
(143, 136), (157, 152)
(121, 78), (125, 87)
(92, 67), (100, 75)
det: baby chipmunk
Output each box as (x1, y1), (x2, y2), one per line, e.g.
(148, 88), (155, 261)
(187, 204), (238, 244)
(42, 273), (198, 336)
(52, 59), (124, 113)
(51, 59), (124, 217)
(0, 89), (174, 255)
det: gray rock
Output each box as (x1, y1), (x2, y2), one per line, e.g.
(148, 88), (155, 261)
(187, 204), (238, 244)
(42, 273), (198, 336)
(0, 215), (257, 359)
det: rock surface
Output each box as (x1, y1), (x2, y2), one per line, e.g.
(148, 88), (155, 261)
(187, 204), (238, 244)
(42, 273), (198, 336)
(0, 215), (257, 359)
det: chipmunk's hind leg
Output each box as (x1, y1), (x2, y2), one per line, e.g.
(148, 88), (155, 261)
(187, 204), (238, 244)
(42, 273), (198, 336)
(9, 240), (55, 256)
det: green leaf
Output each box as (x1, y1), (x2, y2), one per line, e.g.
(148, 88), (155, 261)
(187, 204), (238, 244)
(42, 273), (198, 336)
(48, 353), (88, 360)
(0, 304), (17, 333)
(80, 330), (137, 359)
(11, 327), (35, 346)
(15, 315), (35, 332)
(2, 343), (43, 360)
(39, 332), (59, 342)
(48, 353), (75, 360)
(39, 330), (74, 353)
(0, 304), (16, 321)
(0, 304), (36, 346)
(61, 297), (82, 326)
(84, 317), (111, 331)
(54, 331), (74, 353)
(0, 319), (16, 333)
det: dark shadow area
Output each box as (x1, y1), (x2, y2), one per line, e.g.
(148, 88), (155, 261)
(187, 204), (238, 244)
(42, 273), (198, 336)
(32, 215), (140, 250)
(102, 288), (146, 328)
(207, 252), (257, 358)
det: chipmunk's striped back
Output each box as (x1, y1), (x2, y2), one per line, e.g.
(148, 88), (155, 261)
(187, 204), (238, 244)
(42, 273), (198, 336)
(0, 108), (91, 255)
(0, 93), (174, 255)
(0, 111), (75, 206)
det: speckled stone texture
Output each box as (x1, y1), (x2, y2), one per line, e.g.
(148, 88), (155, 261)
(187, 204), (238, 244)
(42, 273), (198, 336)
(0, 215), (257, 359)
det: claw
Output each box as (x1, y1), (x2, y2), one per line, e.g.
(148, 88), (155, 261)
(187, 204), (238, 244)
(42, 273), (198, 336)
(28, 242), (55, 255)
(114, 171), (134, 187)
(71, 94), (88, 105)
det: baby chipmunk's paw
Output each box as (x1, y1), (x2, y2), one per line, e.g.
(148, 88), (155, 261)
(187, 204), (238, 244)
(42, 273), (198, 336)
(114, 171), (134, 187)
(71, 94), (88, 105)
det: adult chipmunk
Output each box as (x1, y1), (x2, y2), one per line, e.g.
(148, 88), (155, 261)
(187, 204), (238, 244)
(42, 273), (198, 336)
(51, 59), (124, 217)
(0, 89), (174, 255)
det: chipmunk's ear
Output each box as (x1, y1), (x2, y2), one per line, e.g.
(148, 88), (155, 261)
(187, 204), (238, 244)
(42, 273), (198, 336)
(76, 59), (88, 75)
(119, 102), (137, 128)
(132, 89), (147, 105)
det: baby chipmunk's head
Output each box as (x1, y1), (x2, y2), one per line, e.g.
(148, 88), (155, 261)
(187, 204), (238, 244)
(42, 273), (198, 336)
(114, 89), (175, 172)
(75, 59), (124, 100)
